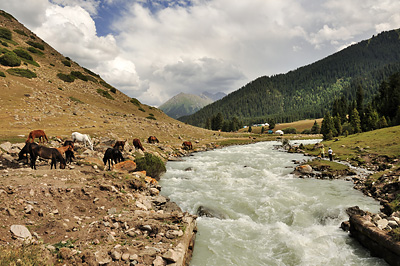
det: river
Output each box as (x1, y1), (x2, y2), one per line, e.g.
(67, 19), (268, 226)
(160, 140), (387, 266)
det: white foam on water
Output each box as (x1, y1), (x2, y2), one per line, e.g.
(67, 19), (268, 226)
(160, 141), (387, 266)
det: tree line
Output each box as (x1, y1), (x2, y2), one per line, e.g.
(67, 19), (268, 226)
(321, 71), (400, 140)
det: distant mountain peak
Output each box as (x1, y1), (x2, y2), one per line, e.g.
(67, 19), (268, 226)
(159, 91), (226, 119)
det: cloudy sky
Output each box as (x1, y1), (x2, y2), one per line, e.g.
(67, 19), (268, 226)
(1, 0), (400, 106)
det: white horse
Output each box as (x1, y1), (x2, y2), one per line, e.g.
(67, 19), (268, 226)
(71, 132), (93, 150)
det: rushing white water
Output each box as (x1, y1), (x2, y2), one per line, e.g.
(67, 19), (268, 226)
(160, 140), (387, 266)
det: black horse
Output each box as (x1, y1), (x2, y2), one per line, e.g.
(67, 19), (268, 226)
(30, 145), (66, 170)
(103, 148), (124, 170)
(63, 140), (75, 164)
(18, 142), (38, 165)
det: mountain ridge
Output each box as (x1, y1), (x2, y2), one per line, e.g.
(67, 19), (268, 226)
(159, 91), (226, 119)
(180, 28), (400, 127)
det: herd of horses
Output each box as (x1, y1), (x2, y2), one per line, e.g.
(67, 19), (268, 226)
(19, 130), (193, 170)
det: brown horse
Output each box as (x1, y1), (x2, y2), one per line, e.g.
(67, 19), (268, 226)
(26, 130), (48, 144)
(182, 141), (193, 150)
(132, 138), (145, 151)
(30, 145), (66, 170)
(113, 140), (126, 151)
(147, 136), (159, 144)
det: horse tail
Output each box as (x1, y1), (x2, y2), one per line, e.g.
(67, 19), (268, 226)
(26, 132), (32, 143)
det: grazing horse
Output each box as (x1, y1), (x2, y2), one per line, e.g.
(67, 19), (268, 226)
(132, 138), (145, 151)
(113, 140), (126, 151)
(147, 136), (159, 144)
(30, 145), (66, 170)
(103, 148), (124, 170)
(26, 130), (48, 144)
(18, 142), (38, 164)
(63, 140), (75, 164)
(71, 132), (93, 150)
(182, 141), (193, 150)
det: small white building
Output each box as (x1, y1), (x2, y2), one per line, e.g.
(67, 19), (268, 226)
(275, 130), (284, 135)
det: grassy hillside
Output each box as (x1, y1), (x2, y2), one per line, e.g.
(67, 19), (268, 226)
(239, 119), (323, 134)
(0, 10), (220, 148)
(181, 28), (400, 127)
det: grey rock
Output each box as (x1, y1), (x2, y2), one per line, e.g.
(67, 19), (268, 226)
(10, 225), (32, 240)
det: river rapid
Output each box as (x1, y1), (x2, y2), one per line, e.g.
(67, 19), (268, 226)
(160, 140), (387, 266)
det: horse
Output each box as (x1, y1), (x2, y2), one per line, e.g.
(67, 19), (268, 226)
(132, 138), (145, 151)
(26, 130), (48, 144)
(113, 140), (126, 151)
(30, 145), (66, 170)
(18, 142), (38, 164)
(147, 136), (159, 144)
(182, 141), (193, 150)
(71, 132), (93, 150)
(103, 148), (124, 170)
(63, 140), (75, 164)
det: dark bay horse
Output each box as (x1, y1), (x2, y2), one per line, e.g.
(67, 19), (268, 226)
(26, 130), (48, 144)
(63, 140), (75, 164)
(103, 148), (124, 170)
(30, 145), (66, 170)
(18, 142), (38, 164)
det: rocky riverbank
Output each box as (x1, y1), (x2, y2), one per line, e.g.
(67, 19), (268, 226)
(287, 141), (400, 265)
(0, 137), (218, 265)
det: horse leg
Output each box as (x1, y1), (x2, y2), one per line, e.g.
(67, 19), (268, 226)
(51, 155), (56, 169)
(30, 155), (37, 170)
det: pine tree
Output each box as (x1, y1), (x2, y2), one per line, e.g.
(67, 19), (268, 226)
(310, 120), (320, 134)
(333, 115), (342, 136)
(321, 113), (335, 140)
(350, 108), (362, 134)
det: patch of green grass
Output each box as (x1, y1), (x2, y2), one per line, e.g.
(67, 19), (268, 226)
(97, 88), (114, 100)
(307, 159), (349, 171)
(69, 96), (84, 104)
(389, 228), (400, 242)
(0, 244), (49, 265)
(6, 68), (37, 79)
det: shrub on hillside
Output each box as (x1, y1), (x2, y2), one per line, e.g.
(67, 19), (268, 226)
(130, 98), (141, 106)
(0, 71), (5, 77)
(6, 68), (37, 79)
(13, 48), (33, 61)
(26, 41), (44, 50)
(57, 73), (75, 83)
(71, 71), (88, 81)
(13, 29), (27, 36)
(1, 41), (8, 47)
(0, 27), (12, 40)
(100, 80), (116, 93)
(0, 52), (21, 67)
(282, 127), (297, 134)
(27, 47), (44, 55)
(96, 88), (114, 100)
(135, 153), (166, 180)
(83, 67), (100, 78)
(61, 60), (71, 67)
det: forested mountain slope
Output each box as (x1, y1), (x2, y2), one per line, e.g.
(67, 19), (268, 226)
(180, 29), (400, 127)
